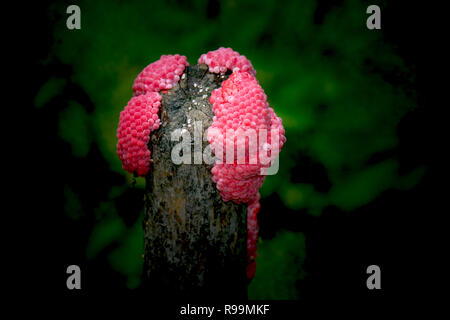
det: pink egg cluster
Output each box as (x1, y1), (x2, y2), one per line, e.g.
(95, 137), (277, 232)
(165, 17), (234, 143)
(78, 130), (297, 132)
(246, 193), (261, 279)
(207, 71), (286, 203)
(198, 47), (256, 76)
(116, 92), (161, 176)
(206, 69), (286, 279)
(117, 54), (187, 176)
(132, 54), (189, 95)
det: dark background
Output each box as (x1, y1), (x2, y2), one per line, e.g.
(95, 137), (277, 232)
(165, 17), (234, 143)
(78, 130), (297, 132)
(17, 0), (443, 309)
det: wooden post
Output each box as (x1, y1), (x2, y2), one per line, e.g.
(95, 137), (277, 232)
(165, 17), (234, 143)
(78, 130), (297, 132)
(143, 64), (248, 299)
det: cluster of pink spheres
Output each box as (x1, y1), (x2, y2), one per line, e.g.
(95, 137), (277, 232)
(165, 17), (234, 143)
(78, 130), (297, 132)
(246, 193), (261, 279)
(116, 47), (286, 279)
(205, 53), (286, 279)
(116, 93), (162, 176)
(117, 54), (189, 176)
(132, 54), (189, 95)
(208, 70), (286, 203)
(198, 47), (256, 76)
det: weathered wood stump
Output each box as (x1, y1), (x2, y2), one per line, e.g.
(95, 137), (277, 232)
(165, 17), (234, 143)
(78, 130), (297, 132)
(143, 64), (248, 299)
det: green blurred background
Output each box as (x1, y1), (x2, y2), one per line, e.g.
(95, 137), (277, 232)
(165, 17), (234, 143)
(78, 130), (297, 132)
(32, 0), (428, 299)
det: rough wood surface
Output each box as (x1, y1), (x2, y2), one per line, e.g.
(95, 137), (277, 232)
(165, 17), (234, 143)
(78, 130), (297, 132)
(143, 64), (247, 299)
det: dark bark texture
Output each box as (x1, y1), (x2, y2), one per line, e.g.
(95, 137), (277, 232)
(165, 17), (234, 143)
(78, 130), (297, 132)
(143, 64), (248, 299)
